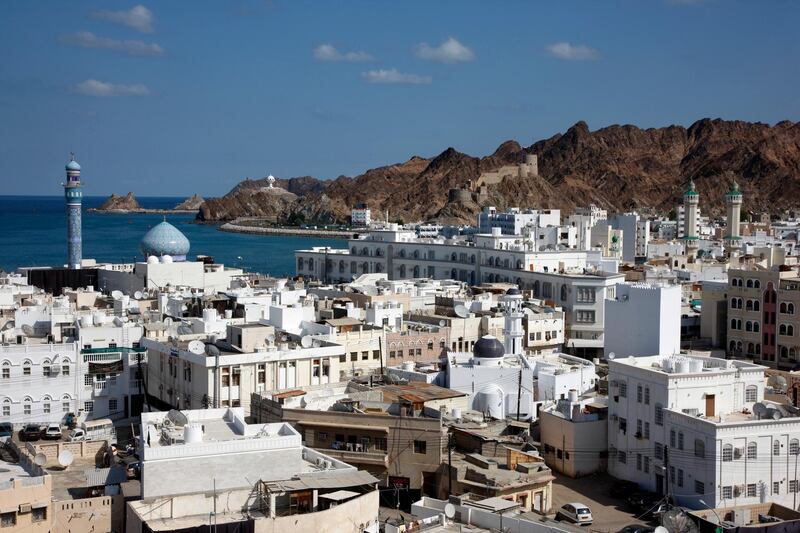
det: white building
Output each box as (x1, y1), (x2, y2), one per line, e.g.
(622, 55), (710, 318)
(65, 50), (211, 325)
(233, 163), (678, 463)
(351, 203), (371, 227)
(128, 407), (379, 533)
(610, 213), (651, 262)
(567, 204), (608, 251)
(477, 207), (560, 236)
(296, 226), (624, 357)
(604, 283), (681, 358)
(606, 354), (800, 510)
(540, 394), (608, 478)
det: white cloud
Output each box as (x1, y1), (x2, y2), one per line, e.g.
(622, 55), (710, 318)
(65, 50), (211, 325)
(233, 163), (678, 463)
(415, 37), (474, 63)
(91, 4), (154, 33)
(59, 32), (164, 56)
(546, 42), (598, 61)
(313, 44), (373, 62)
(74, 79), (151, 97)
(361, 68), (431, 85)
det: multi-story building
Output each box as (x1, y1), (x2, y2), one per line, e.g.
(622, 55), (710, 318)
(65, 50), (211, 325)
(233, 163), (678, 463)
(609, 213), (651, 262)
(351, 203), (371, 227)
(726, 267), (800, 369)
(605, 354), (800, 509)
(604, 283), (681, 358)
(296, 227), (624, 358)
(128, 407), (380, 533)
(540, 393), (608, 478)
(477, 207), (560, 236)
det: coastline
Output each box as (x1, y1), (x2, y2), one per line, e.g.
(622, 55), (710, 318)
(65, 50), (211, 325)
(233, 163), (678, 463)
(87, 208), (198, 215)
(219, 219), (358, 239)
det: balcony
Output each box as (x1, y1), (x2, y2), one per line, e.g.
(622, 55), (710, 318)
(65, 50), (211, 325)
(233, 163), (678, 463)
(320, 443), (388, 467)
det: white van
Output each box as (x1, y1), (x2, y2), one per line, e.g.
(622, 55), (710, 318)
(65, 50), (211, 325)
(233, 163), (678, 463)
(69, 418), (116, 444)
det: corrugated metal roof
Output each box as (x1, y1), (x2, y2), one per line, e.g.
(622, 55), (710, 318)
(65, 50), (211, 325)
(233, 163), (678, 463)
(318, 489), (360, 501)
(84, 466), (127, 487)
(267, 470), (377, 491)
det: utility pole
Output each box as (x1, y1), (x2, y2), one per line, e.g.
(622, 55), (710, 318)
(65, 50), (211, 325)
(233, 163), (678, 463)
(448, 432), (455, 495)
(516, 367), (522, 421)
(794, 447), (799, 510)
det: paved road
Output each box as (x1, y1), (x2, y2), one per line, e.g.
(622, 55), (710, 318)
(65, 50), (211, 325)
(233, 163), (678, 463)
(550, 472), (655, 533)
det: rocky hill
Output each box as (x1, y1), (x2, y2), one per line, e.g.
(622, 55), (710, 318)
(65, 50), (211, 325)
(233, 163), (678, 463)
(95, 192), (142, 212)
(173, 193), (204, 211)
(197, 118), (800, 224)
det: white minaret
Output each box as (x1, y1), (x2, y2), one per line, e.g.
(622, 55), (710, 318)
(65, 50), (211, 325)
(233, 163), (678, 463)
(683, 179), (699, 256)
(725, 180), (743, 254)
(500, 288), (525, 355)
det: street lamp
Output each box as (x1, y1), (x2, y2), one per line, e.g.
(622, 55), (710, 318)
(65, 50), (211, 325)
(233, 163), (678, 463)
(699, 499), (723, 525)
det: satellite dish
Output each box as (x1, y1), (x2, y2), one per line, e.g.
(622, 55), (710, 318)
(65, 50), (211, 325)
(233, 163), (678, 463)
(444, 503), (456, 519)
(111, 290), (123, 300)
(607, 352), (616, 361)
(454, 305), (469, 318)
(177, 325), (193, 335)
(34, 453), (47, 466)
(312, 340), (321, 348)
(300, 336), (312, 348)
(439, 320), (446, 327)
(21, 324), (34, 335)
(58, 450), (74, 468)
(753, 402), (768, 418)
(654, 527), (669, 533)
(167, 409), (188, 427)
(205, 344), (220, 357)
(134, 291), (143, 300)
(266, 333), (276, 344)
(769, 408), (783, 420)
(187, 340), (205, 355)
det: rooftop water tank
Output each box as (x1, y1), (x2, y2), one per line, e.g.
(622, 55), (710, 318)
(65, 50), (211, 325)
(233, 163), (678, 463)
(690, 359), (703, 373)
(568, 389), (579, 402)
(183, 424), (203, 444)
(676, 358), (690, 374)
(402, 361), (415, 372)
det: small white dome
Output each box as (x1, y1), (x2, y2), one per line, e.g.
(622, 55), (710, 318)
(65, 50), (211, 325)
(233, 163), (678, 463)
(147, 255), (159, 264)
(160, 255), (174, 264)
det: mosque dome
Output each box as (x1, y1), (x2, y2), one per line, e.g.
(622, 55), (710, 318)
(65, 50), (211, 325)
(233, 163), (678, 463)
(66, 159), (81, 171)
(473, 335), (505, 359)
(505, 287), (522, 296)
(139, 221), (190, 261)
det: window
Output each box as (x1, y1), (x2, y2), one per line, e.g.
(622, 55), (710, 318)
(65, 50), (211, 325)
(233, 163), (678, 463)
(619, 382), (628, 398)
(618, 450), (627, 464)
(1, 512), (16, 527)
(1, 363), (8, 379)
(722, 486), (732, 499)
(670, 429), (676, 448)
(747, 442), (757, 459)
(339, 353), (346, 363)
(2, 400), (9, 417)
(678, 469), (684, 487)
(84, 374), (93, 386)
(746, 484), (757, 497)
(655, 442), (663, 460)
(232, 367), (241, 386)
(221, 368), (230, 387)
(109, 398), (118, 413)
(361, 351), (369, 361)
(350, 352), (357, 362)
(694, 480), (704, 496)
(257, 364), (266, 384)
(62, 401), (70, 413)
(636, 453), (642, 471)
(31, 508), (46, 523)
(694, 439), (705, 458)
(643, 456), (650, 473)
(43, 364), (50, 377)
(637, 385), (643, 403)
(644, 422), (650, 440)
(84, 401), (94, 413)
(791, 480), (799, 494)
(577, 287), (595, 303)
(774, 482), (781, 495)
(636, 419), (642, 436)
(43, 402), (50, 414)
(413, 440), (427, 454)
(654, 403), (664, 426)
(644, 386), (650, 405)
(317, 432), (328, 441)
(374, 437), (387, 451)
(791, 439), (800, 455)
(678, 432), (684, 450)
(23, 361), (31, 375)
(745, 385), (757, 403)
(722, 444), (733, 462)
(774, 440), (781, 456)
(619, 418), (627, 434)
(576, 310), (595, 323)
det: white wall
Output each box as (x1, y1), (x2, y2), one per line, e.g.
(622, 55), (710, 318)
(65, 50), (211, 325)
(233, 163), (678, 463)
(604, 283), (681, 358)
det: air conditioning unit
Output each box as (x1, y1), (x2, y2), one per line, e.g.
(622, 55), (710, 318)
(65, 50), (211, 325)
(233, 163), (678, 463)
(734, 447), (743, 459)
(18, 504), (31, 514)
(733, 485), (742, 497)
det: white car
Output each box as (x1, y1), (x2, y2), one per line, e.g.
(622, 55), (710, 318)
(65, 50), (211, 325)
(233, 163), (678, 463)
(557, 503), (593, 526)
(43, 423), (62, 440)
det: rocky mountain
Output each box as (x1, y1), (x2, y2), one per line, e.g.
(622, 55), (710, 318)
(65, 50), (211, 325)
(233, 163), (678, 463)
(95, 192), (142, 212)
(197, 118), (800, 224)
(174, 193), (204, 211)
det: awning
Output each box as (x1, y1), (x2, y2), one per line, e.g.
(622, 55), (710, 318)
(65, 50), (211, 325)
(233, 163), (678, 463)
(319, 490), (360, 502)
(0, 506), (17, 514)
(31, 502), (49, 509)
(88, 360), (123, 374)
(297, 421), (389, 433)
(267, 470), (378, 492)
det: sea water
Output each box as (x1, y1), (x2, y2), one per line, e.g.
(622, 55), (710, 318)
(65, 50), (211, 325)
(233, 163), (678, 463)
(0, 196), (344, 276)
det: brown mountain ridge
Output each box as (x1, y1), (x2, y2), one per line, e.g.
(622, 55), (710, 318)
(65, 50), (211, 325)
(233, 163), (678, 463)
(197, 118), (800, 225)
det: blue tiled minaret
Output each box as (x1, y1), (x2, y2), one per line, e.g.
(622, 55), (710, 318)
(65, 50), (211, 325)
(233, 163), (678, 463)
(64, 153), (83, 269)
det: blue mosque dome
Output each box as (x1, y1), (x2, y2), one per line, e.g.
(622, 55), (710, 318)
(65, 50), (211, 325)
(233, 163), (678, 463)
(139, 221), (190, 261)
(66, 159), (81, 171)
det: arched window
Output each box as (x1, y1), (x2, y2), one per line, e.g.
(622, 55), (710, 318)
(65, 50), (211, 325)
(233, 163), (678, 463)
(488, 257), (494, 266)
(471, 254), (476, 264)
(746, 300), (753, 311)
(694, 439), (705, 458)
(731, 318), (738, 330)
(23, 396), (32, 416)
(1, 398), (10, 417)
(753, 300), (760, 311)
(791, 348), (797, 359)
(774, 440), (781, 456)
(22, 359), (32, 376)
(351, 247), (357, 255)
(756, 343), (761, 355)
(747, 442), (757, 459)
(729, 340), (737, 352)
(412, 266), (420, 278)
(746, 321), (753, 332)
(791, 439), (800, 455)
(42, 395), (52, 415)
(745, 385), (758, 402)
(789, 303), (796, 315)
(736, 341), (743, 352)
(789, 325), (795, 336)
(754, 280), (761, 289)
(412, 250), (419, 259)
(451, 253), (457, 262)
(746, 279), (754, 288)
(747, 342), (755, 355)
(753, 322), (760, 333)
(780, 324), (788, 335)
(781, 346), (789, 358)
(722, 444), (733, 462)
(361, 261), (369, 273)
(731, 298), (738, 309)
(781, 302), (787, 313)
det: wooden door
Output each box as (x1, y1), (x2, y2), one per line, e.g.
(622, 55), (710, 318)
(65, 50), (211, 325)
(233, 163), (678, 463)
(706, 394), (715, 417)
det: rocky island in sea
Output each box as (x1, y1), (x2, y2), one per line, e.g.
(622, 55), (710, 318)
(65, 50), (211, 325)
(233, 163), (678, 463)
(89, 192), (203, 214)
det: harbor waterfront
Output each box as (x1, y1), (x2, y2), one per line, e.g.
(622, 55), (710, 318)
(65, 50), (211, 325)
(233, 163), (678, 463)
(0, 195), (342, 275)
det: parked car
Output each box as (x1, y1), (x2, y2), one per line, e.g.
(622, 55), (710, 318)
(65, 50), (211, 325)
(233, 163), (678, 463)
(0, 423), (12, 442)
(627, 491), (660, 513)
(618, 525), (655, 533)
(68, 428), (86, 442)
(19, 424), (43, 441)
(556, 503), (593, 526)
(43, 423), (62, 440)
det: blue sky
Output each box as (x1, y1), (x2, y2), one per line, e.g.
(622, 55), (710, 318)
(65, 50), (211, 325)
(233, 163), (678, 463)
(1, 0), (798, 197)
